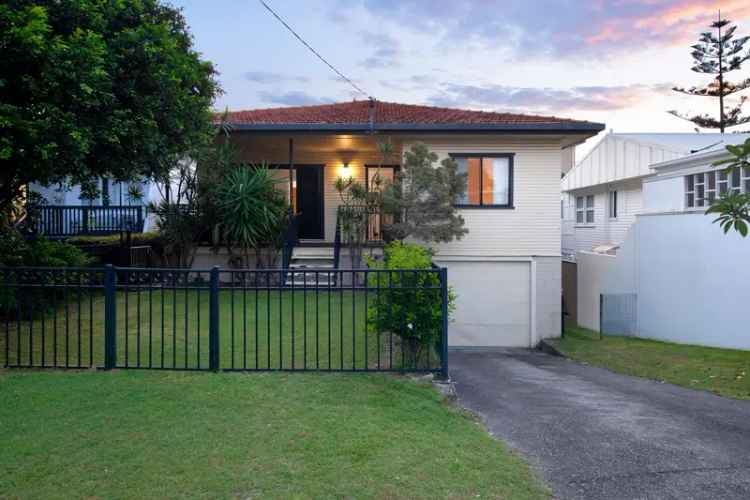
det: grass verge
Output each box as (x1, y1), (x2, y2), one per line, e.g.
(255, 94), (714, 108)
(551, 326), (750, 400)
(0, 371), (548, 499)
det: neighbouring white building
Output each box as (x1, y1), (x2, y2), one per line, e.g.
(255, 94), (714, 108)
(573, 141), (750, 350)
(561, 132), (750, 260)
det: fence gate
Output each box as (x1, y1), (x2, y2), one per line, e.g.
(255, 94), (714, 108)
(600, 293), (637, 336)
(2, 265), (449, 376)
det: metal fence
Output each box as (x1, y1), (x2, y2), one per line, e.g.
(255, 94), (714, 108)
(600, 293), (638, 336)
(1, 266), (448, 376)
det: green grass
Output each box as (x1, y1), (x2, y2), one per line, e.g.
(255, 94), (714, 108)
(552, 326), (750, 400)
(1, 289), (437, 371)
(0, 371), (548, 499)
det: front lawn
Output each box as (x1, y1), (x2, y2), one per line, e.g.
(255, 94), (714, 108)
(551, 326), (750, 400)
(0, 371), (548, 499)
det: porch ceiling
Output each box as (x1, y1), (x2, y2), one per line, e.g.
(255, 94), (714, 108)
(229, 134), (402, 164)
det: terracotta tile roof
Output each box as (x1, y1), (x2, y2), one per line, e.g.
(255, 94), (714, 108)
(221, 100), (603, 132)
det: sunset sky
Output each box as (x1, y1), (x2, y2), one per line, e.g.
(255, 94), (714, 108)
(172, 0), (750, 153)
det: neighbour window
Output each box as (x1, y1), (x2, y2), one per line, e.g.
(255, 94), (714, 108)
(685, 169), (750, 208)
(608, 190), (618, 219)
(452, 154), (514, 207)
(576, 195), (594, 224)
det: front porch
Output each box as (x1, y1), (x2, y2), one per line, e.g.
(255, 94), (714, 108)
(229, 133), (402, 244)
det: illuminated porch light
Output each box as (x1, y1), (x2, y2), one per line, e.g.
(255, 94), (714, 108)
(339, 162), (352, 179)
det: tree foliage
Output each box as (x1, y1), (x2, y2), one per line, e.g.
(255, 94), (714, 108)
(669, 12), (750, 132)
(707, 138), (750, 236)
(381, 143), (468, 243)
(0, 0), (220, 218)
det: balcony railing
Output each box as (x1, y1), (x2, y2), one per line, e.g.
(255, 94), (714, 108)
(28, 205), (145, 237)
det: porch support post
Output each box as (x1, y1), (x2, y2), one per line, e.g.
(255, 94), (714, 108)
(288, 138), (294, 213)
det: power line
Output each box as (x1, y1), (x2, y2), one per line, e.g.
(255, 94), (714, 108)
(258, 0), (370, 99)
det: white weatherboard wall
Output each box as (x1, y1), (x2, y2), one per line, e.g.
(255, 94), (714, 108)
(562, 179), (643, 256)
(408, 136), (565, 347)
(562, 134), (684, 192)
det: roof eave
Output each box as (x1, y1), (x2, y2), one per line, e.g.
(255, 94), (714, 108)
(227, 122), (606, 134)
(651, 149), (730, 171)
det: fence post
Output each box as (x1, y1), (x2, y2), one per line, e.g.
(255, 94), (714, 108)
(599, 293), (604, 340)
(209, 266), (220, 371)
(439, 267), (449, 380)
(104, 264), (117, 369)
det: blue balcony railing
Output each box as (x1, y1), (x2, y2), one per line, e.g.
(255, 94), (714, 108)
(28, 205), (145, 237)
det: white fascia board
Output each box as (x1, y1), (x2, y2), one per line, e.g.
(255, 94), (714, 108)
(651, 150), (728, 171)
(561, 172), (654, 193)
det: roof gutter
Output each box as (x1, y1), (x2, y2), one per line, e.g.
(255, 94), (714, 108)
(651, 148), (730, 171)
(227, 122), (606, 134)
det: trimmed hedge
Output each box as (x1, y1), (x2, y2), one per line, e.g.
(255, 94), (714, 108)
(66, 232), (161, 247)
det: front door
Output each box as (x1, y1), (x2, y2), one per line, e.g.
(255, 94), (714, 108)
(295, 165), (324, 240)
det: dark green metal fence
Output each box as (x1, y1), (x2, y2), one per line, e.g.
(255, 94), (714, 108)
(1, 266), (448, 376)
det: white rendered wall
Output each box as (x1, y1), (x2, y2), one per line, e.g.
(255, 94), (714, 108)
(630, 213), (749, 349)
(576, 251), (616, 331)
(582, 212), (750, 349)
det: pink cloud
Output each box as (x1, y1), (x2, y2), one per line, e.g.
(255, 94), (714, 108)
(587, 0), (750, 47)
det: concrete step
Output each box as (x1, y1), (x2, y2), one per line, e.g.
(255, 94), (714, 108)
(284, 280), (335, 287)
(290, 259), (334, 267)
(289, 263), (334, 269)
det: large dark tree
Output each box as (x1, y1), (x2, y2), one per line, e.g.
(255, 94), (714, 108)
(669, 11), (750, 133)
(0, 0), (220, 220)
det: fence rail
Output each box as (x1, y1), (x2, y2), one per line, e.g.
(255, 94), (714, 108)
(1, 265), (448, 376)
(28, 205), (145, 237)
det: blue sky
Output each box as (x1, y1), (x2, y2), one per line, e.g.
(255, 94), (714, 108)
(172, 0), (750, 151)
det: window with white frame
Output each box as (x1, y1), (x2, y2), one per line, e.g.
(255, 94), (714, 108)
(608, 190), (618, 219)
(576, 195), (594, 224)
(685, 168), (750, 208)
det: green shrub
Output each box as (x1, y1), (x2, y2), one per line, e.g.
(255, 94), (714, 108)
(66, 232), (161, 247)
(366, 242), (455, 368)
(0, 230), (92, 316)
(216, 165), (288, 268)
(0, 230), (92, 267)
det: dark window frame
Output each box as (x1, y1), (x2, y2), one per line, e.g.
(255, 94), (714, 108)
(608, 190), (618, 219)
(449, 153), (515, 209)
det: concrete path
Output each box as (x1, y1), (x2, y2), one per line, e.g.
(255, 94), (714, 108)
(450, 349), (750, 500)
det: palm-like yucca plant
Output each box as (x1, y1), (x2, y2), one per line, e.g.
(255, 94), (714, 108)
(216, 164), (288, 268)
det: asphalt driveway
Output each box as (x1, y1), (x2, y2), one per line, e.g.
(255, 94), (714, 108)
(450, 349), (750, 500)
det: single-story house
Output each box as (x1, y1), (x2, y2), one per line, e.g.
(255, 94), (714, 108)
(575, 143), (750, 349)
(220, 99), (604, 347)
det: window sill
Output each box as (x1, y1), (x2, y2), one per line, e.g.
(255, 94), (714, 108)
(575, 224), (596, 228)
